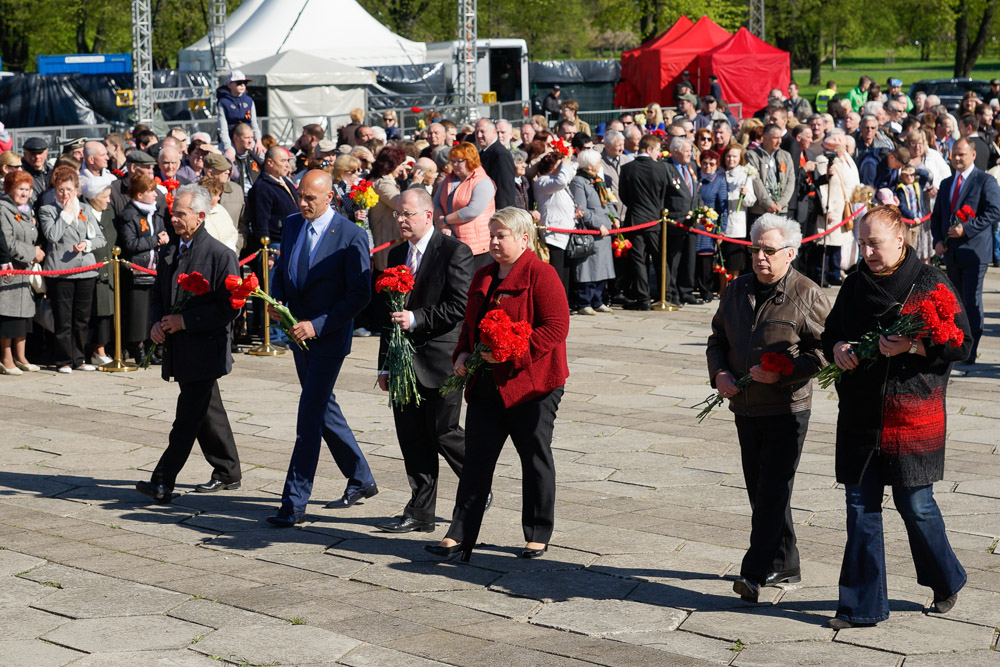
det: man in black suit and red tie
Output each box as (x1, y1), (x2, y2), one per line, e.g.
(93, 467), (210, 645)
(375, 188), (477, 533)
(931, 138), (1000, 365)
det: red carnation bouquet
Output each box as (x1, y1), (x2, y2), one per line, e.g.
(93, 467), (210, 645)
(933, 204), (975, 266)
(693, 352), (795, 422)
(139, 272), (211, 369)
(226, 273), (308, 350)
(376, 265), (421, 408)
(551, 138), (571, 158)
(156, 177), (181, 213)
(813, 283), (964, 388)
(440, 309), (533, 395)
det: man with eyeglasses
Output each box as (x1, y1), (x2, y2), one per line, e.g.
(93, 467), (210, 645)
(707, 214), (831, 602)
(374, 188), (475, 534)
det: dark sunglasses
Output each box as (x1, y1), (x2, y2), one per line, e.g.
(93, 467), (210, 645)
(747, 245), (790, 256)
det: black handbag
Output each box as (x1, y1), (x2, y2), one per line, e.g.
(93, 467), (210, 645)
(564, 229), (596, 260)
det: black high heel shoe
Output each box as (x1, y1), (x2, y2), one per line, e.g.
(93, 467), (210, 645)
(424, 542), (472, 562)
(521, 544), (548, 559)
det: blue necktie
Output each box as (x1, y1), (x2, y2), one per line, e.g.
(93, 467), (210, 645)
(295, 223), (314, 288)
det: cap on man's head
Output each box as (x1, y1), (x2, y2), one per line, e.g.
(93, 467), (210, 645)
(63, 137), (86, 151)
(678, 93), (698, 106)
(313, 139), (337, 157)
(203, 153), (233, 172)
(875, 188), (896, 205)
(23, 137), (49, 152)
(225, 70), (250, 85)
(992, 78), (1000, 86)
(552, 84), (560, 91)
(125, 150), (156, 166)
(889, 78), (903, 88)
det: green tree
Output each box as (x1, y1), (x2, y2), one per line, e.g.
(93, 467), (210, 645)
(954, 0), (998, 76)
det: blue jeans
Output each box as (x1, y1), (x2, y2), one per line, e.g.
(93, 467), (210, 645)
(836, 464), (966, 624)
(575, 280), (605, 309)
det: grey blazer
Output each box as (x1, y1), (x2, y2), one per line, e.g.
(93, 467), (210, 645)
(39, 201), (106, 279)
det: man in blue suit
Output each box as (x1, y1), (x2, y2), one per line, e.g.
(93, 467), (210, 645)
(932, 138), (1000, 365)
(266, 170), (377, 526)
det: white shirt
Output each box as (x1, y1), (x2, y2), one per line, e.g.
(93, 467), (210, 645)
(951, 165), (975, 205)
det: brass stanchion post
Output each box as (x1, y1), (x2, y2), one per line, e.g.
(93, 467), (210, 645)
(651, 211), (679, 311)
(248, 236), (285, 356)
(99, 247), (137, 372)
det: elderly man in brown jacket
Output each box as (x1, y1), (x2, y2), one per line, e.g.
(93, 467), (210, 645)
(706, 214), (831, 603)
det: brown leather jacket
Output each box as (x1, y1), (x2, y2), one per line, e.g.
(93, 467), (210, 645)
(706, 268), (831, 417)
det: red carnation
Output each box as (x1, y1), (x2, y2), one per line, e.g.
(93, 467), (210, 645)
(440, 309), (533, 395)
(375, 265), (415, 294)
(760, 352), (795, 376)
(411, 106), (424, 113)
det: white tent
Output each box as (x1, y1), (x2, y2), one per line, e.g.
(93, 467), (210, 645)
(178, 0), (426, 71)
(238, 50), (376, 142)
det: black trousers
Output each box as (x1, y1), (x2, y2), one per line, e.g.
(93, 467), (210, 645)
(392, 380), (466, 521)
(445, 376), (563, 547)
(49, 277), (96, 368)
(734, 410), (810, 584)
(152, 378), (241, 487)
(628, 229), (662, 305)
(547, 247), (571, 303)
(666, 230), (697, 302)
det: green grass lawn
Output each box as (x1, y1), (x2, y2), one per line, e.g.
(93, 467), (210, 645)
(792, 47), (1000, 101)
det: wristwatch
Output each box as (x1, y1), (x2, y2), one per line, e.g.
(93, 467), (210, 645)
(909, 338), (919, 355)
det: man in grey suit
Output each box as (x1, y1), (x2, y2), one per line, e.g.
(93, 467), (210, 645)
(746, 125), (795, 224)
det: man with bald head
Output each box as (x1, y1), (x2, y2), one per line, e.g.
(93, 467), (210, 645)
(80, 140), (110, 185)
(266, 170), (376, 526)
(419, 123), (447, 159)
(475, 118), (517, 209)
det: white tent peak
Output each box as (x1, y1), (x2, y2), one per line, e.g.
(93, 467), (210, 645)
(238, 50), (376, 87)
(179, 0), (426, 71)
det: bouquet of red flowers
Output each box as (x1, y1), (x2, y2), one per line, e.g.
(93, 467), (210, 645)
(551, 138), (571, 158)
(693, 352), (795, 422)
(686, 205), (720, 233)
(350, 179), (379, 210)
(376, 265), (421, 408)
(440, 309), (532, 395)
(156, 177), (181, 213)
(813, 283), (964, 388)
(226, 273), (309, 350)
(933, 205), (975, 266)
(612, 233), (632, 258)
(140, 272), (211, 369)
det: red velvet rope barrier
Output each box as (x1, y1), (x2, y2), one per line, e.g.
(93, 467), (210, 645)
(903, 213), (933, 226)
(538, 220), (660, 235)
(0, 261), (107, 277)
(238, 251), (259, 267)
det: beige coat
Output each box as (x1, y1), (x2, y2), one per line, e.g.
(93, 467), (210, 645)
(817, 153), (860, 247)
(369, 174), (401, 271)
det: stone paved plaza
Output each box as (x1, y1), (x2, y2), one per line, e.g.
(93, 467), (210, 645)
(2, 271), (1000, 666)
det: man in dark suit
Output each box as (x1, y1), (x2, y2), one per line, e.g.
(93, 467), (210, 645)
(266, 170), (376, 526)
(475, 118), (517, 210)
(931, 138), (1000, 364)
(135, 185), (242, 503)
(663, 137), (701, 304)
(959, 115), (991, 172)
(374, 189), (474, 533)
(619, 134), (669, 310)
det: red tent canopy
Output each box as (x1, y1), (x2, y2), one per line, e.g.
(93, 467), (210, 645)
(696, 28), (791, 119)
(615, 16), (693, 108)
(615, 16), (730, 108)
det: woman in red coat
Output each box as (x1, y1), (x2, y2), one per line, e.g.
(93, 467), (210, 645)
(426, 207), (569, 562)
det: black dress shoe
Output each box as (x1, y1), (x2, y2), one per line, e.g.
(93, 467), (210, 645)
(682, 296), (705, 305)
(194, 479), (241, 493)
(484, 491), (494, 513)
(733, 577), (760, 602)
(520, 544), (548, 559)
(136, 480), (173, 504)
(424, 542), (472, 562)
(376, 517), (435, 533)
(266, 511), (305, 527)
(325, 484), (379, 509)
(932, 591), (959, 613)
(764, 567), (801, 586)
(827, 617), (875, 629)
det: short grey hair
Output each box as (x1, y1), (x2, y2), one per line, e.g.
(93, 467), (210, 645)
(399, 187), (433, 211)
(669, 136), (692, 152)
(862, 100), (883, 117)
(83, 141), (104, 159)
(174, 184), (212, 216)
(861, 114), (879, 127)
(491, 206), (536, 244)
(576, 149), (601, 171)
(625, 126), (642, 141)
(510, 149), (528, 165)
(496, 119), (512, 132)
(750, 214), (802, 256)
(712, 119), (732, 132)
(603, 130), (624, 145)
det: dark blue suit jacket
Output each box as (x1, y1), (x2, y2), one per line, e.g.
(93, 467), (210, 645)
(271, 208), (371, 357)
(931, 168), (1000, 267)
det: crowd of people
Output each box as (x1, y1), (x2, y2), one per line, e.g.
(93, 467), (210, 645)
(0, 69), (993, 626)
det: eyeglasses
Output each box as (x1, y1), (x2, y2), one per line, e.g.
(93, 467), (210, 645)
(747, 245), (791, 256)
(449, 159), (467, 165)
(346, 169), (359, 174)
(393, 210), (425, 219)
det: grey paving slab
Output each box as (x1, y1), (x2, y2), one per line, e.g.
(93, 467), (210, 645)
(901, 650), (1000, 666)
(31, 581), (188, 618)
(489, 568), (639, 602)
(833, 613), (996, 654)
(0, 640), (83, 667)
(732, 640), (902, 665)
(65, 650), (223, 666)
(529, 598), (688, 636)
(190, 624), (360, 665)
(41, 615), (207, 653)
(679, 608), (835, 643)
(338, 644), (452, 667)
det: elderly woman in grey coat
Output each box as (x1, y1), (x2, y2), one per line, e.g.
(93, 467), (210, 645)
(81, 174), (117, 365)
(0, 170), (44, 375)
(569, 149), (617, 315)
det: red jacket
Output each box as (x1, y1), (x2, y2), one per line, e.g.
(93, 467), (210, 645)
(455, 250), (569, 407)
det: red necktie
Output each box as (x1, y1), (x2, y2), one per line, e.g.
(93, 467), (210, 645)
(950, 173), (963, 211)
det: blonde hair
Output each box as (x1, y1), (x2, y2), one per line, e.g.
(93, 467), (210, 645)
(491, 206), (536, 244)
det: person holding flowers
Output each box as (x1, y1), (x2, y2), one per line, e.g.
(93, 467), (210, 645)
(694, 149), (727, 302)
(374, 189), (474, 534)
(722, 144), (758, 280)
(426, 207), (569, 562)
(568, 149), (617, 315)
(135, 185), (242, 504)
(821, 205), (972, 629)
(705, 214), (830, 603)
